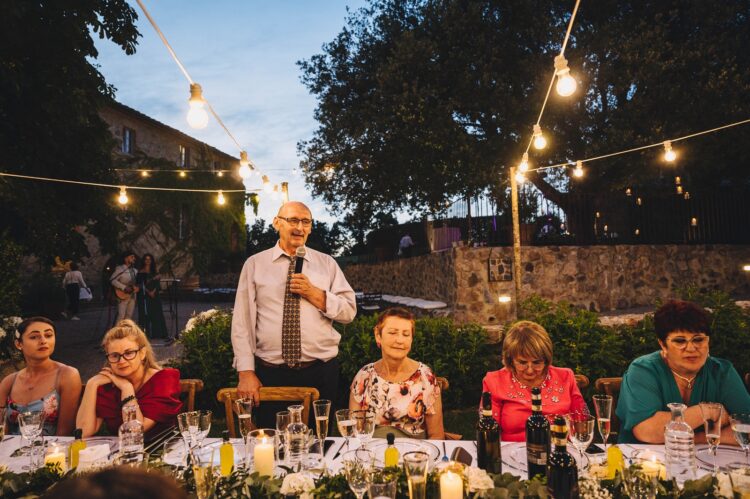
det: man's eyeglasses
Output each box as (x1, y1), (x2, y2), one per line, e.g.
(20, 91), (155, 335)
(668, 335), (709, 350)
(105, 347), (143, 363)
(277, 216), (313, 227)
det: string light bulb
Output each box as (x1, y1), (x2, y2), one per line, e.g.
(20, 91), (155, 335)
(514, 171), (526, 184)
(532, 124), (547, 150)
(675, 176), (681, 185)
(262, 175), (272, 193)
(217, 171), (224, 177)
(187, 83), (209, 129)
(217, 190), (225, 205)
(684, 191), (690, 200)
(498, 295), (512, 303)
(625, 188), (632, 196)
(554, 55), (577, 97)
(519, 153), (529, 173)
(140, 170), (149, 178)
(691, 217), (698, 227)
(573, 160), (584, 178)
(179, 170), (187, 178)
(663, 141), (676, 162)
(676, 185), (683, 195)
(238, 151), (252, 179)
(117, 186), (128, 205)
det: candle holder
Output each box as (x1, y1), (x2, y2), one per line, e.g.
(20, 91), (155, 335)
(248, 429), (279, 477)
(438, 461), (466, 499)
(44, 442), (68, 473)
(629, 449), (666, 480)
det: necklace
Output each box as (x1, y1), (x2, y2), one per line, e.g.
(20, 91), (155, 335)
(671, 369), (697, 389)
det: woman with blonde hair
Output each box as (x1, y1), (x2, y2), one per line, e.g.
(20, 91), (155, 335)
(481, 320), (586, 441)
(76, 320), (182, 439)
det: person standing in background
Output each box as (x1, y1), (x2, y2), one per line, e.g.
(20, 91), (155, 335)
(62, 262), (88, 320)
(110, 251), (139, 323)
(399, 233), (414, 258)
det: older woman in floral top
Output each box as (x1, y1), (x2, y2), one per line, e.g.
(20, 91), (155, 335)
(350, 307), (445, 439)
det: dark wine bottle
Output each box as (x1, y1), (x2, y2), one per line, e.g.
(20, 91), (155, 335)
(526, 387), (550, 480)
(547, 415), (579, 499)
(476, 391), (502, 474)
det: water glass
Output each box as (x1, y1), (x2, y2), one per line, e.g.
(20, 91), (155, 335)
(731, 413), (750, 464)
(699, 402), (723, 475)
(566, 411), (595, 468)
(342, 448), (375, 499)
(352, 409), (375, 447)
(403, 451), (430, 499)
(190, 447), (215, 499)
(276, 410), (291, 462)
(369, 469), (397, 498)
(18, 411), (45, 470)
(592, 395), (613, 452)
(313, 399), (331, 441)
(301, 437), (327, 479)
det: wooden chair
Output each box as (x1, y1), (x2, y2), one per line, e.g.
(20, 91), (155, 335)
(180, 379), (204, 412)
(435, 376), (461, 440)
(574, 374), (590, 392)
(744, 373), (750, 392)
(593, 377), (622, 439)
(216, 386), (320, 438)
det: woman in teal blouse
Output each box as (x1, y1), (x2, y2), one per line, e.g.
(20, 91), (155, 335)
(617, 299), (750, 444)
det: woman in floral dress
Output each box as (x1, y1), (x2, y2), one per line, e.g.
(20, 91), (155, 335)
(350, 307), (445, 439)
(0, 317), (82, 436)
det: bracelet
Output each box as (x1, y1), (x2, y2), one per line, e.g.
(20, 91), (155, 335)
(120, 394), (137, 407)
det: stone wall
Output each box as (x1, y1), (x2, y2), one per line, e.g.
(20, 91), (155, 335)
(344, 244), (750, 324)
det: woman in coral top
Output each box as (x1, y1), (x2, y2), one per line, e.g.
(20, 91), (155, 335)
(76, 320), (182, 441)
(481, 320), (587, 441)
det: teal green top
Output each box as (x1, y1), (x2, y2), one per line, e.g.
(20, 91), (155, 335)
(617, 351), (750, 443)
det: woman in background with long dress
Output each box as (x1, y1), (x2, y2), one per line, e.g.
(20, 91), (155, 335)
(135, 254), (168, 341)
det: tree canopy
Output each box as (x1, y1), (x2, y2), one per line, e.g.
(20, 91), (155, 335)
(0, 0), (140, 263)
(298, 0), (750, 225)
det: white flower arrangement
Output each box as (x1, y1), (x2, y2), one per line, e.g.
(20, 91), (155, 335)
(464, 466), (495, 492)
(279, 472), (315, 498)
(183, 308), (223, 334)
(579, 475), (613, 499)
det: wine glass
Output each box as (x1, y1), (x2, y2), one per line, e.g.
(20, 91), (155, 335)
(313, 399), (331, 442)
(352, 410), (375, 448)
(336, 409), (356, 451)
(276, 410), (291, 463)
(700, 402), (723, 475)
(233, 398), (254, 468)
(565, 411), (595, 469)
(178, 411), (200, 449)
(341, 448), (374, 499)
(731, 414), (750, 465)
(18, 411), (45, 470)
(592, 395), (613, 452)
(196, 410), (212, 448)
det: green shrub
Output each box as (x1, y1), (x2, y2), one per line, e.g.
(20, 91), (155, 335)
(19, 273), (66, 318)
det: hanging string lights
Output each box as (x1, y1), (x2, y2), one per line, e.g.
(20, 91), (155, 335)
(217, 190), (226, 205)
(186, 84), (209, 129)
(118, 186), (129, 205)
(554, 55), (577, 97)
(519, 153), (530, 173)
(532, 124), (547, 150)
(238, 151), (252, 179)
(572, 160), (584, 178)
(663, 140), (677, 162)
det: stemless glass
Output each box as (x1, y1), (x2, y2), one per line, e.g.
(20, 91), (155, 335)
(369, 469), (398, 499)
(403, 451), (430, 499)
(732, 414), (750, 465)
(276, 410), (291, 463)
(592, 395), (613, 452)
(313, 399), (331, 442)
(565, 411), (595, 469)
(336, 409), (356, 451)
(700, 402), (723, 475)
(233, 398), (254, 467)
(352, 410), (375, 448)
(190, 447), (216, 499)
(341, 448), (375, 499)
(18, 411), (45, 470)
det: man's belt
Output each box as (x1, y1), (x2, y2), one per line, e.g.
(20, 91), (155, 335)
(256, 357), (320, 370)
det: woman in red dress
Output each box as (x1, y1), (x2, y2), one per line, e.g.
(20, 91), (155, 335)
(481, 320), (587, 441)
(76, 320), (182, 440)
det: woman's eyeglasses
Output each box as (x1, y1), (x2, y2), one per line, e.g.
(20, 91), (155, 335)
(668, 335), (708, 350)
(105, 347), (143, 363)
(513, 359), (546, 370)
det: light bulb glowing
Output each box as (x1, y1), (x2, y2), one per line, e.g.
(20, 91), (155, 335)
(179, 170), (187, 178)
(625, 188), (632, 196)
(573, 160), (584, 178)
(663, 141), (676, 162)
(742, 264), (750, 272)
(637, 197), (642, 206)
(498, 295), (512, 303)
(118, 187), (128, 205)
(187, 83), (209, 129)
(676, 185), (683, 195)
(239, 151), (252, 179)
(684, 191), (690, 200)
(519, 153), (529, 173)
(217, 190), (225, 205)
(140, 170), (149, 178)
(554, 55), (577, 97)
(262, 175), (272, 193)
(514, 171), (526, 184)
(532, 124), (546, 150)
(217, 171), (224, 177)
(675, 176), (681, 185)
(635, 228), (640, 236)
(691, 217), (698, 227)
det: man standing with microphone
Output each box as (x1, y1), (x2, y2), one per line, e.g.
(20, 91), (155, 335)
(231, 201), (357, 427)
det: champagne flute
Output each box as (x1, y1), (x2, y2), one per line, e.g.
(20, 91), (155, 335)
(276, 410), (291, 463)
(700, 402), (723, 475)
(341, 448), (374, 499)
(336, 409), (356, 451)
(18, 410), (45, 470)
(565, 411), (595, 469)
(731, 413), (750, 465)
(233, 398), (254, 468)
(403, 451), (429, 499)
(190, 447), (215, 499)
(352, 410), (375, 448)
(313, 399), (331, 442)
(592, 395), (613, 453)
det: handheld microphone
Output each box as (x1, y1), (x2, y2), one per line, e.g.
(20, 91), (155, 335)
(294, 246), (306, 274)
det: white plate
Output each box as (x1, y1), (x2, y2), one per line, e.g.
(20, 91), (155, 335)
(363, 438), (441, 466)
(162, 438), (243, 467)
(696, 445), (747, 470)
(505, 442), (587, 475)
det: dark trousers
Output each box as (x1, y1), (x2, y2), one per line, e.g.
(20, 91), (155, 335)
(65, 284), (80, 315)
(254, 357), (339, 429)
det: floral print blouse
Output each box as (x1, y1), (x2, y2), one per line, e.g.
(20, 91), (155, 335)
(351, 362), (440, 437)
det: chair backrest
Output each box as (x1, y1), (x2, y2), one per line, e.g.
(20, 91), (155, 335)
(593, 377), (623, 438)
(180, 379), (204, 412)
(216, 386), (320, 438)
(574, 374), (590, 392)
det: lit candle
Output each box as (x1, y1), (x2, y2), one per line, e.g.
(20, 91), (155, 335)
(45, 444), (67, 472)
(253, 435), (275, 477)
(638, 452), (666, 480)
(440, 469), (463, 499)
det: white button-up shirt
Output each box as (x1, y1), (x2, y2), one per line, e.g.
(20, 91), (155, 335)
(231, 242), (357, 371)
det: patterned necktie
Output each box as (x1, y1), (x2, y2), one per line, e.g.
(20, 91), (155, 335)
(281, 255), (301, 366)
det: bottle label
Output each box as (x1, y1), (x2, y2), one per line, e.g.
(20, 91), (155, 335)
(527, 443), (547, 465)
(482, 410), (493, 417)
(531, 401), (542, 412)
